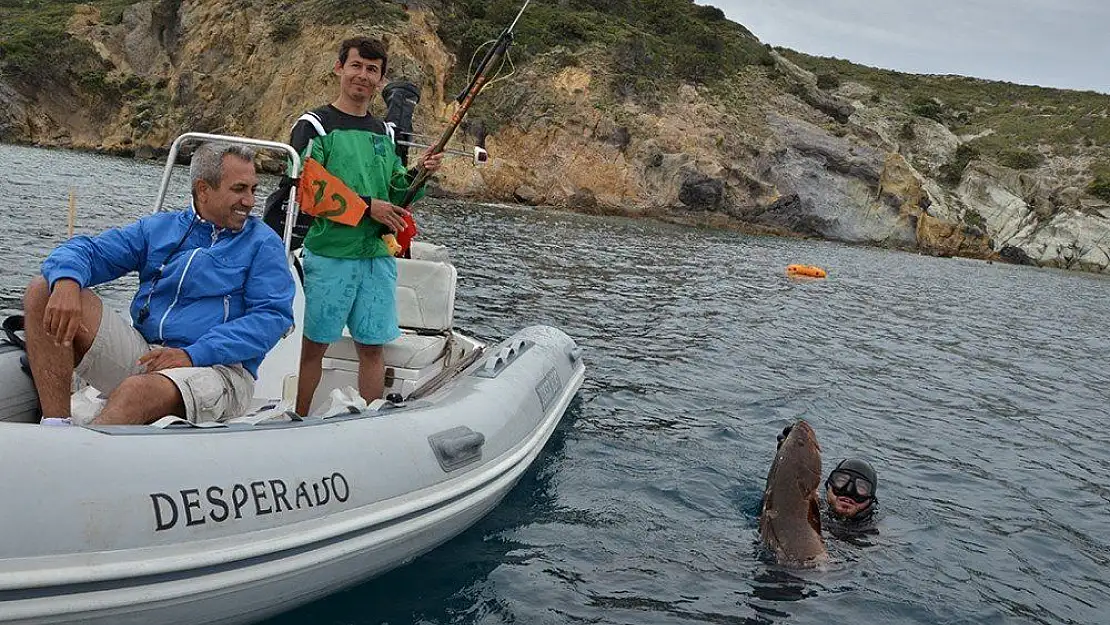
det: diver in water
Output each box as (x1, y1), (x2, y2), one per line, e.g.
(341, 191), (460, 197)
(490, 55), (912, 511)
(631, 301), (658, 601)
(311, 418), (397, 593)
(777, 427), (879, 539)
(821, 458), (879, 540)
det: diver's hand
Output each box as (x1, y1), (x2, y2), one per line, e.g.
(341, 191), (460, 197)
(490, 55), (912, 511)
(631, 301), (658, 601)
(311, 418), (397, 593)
(139, 348), (192, 372)
(367, 198), (409, 233)
(43, 279), (83, 347)
(776, 424), (794, 449)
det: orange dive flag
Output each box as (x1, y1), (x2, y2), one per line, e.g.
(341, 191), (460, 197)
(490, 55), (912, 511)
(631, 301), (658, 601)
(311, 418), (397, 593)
(297, 158), (367, 227)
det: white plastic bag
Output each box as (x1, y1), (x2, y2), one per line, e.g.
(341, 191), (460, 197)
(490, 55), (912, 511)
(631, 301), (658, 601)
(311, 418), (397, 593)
(69, 386), (107, 426)
(313, 386), (367, 418)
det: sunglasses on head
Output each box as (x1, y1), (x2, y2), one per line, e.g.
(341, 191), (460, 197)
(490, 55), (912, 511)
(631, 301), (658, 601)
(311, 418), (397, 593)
(826, 470), (874, 503)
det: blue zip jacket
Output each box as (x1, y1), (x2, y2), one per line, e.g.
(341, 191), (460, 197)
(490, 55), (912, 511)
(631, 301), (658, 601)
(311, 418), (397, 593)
(41, 209), (295, 378)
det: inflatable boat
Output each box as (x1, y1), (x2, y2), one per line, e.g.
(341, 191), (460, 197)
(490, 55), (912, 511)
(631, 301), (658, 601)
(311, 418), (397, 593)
(0, 134), (585, 624)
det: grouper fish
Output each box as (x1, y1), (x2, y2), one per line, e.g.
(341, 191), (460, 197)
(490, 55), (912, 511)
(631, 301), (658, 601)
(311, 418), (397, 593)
(759, 419), (829, 567)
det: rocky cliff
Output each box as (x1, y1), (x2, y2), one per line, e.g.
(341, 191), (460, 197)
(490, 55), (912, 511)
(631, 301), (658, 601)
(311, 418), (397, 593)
(2, 0), (1108, 273)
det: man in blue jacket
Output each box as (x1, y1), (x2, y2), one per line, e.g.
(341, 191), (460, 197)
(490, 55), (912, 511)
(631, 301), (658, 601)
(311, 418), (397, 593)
(22, 142), (295, 425)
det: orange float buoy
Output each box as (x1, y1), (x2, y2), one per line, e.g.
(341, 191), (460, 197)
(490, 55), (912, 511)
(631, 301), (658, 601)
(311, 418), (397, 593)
(786, 264), (827, 279)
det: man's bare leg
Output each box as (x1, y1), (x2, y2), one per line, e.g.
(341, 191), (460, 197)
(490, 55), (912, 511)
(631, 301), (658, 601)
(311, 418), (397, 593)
(95, 374), (185, 425)
(355, 343), (385, 403)
(296, 338), (329, 416)
(22, 276), (103, 418)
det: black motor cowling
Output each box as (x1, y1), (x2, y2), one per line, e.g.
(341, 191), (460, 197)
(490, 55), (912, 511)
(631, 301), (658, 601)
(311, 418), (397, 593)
(382, 80), (421, 165)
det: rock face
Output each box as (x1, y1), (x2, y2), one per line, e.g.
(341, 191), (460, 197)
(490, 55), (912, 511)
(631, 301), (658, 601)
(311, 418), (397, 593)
(0, 81), (31, 142)
(957, 162), (1110, 272)
(679, 170), (725, 210)
(1, 1), (1107, 273)
(756, 114), (917, 245)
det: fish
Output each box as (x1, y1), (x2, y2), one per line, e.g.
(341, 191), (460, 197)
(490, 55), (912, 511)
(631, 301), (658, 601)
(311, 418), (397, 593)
(759, 419), (829, 567)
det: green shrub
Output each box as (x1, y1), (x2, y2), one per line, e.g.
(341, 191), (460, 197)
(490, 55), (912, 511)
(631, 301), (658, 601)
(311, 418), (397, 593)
(610, 38), (665, 101)
(1089, 175), (1110, 202)
(939, 143), (980, 186)
(815, 71), (839, 90)
(911, 97), (944, 122)
(693, 4), (726, 21)
(963, 209), (985, 228)
(758, 45), (776, 67)
(898, 120), (915, 141)
(998, 149), (1044, 170)
(552, 48), (580, 68)
(118, 73), (145, 94)
(76, 69), (112, 94)
(268, 14), (300, 43)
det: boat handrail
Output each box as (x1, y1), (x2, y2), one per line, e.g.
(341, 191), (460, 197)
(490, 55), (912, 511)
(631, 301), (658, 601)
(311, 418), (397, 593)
(152, 132), (303, 253)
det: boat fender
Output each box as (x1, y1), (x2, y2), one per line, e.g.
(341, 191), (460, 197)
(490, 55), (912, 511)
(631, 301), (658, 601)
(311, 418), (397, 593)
(429, 426), (486, 471)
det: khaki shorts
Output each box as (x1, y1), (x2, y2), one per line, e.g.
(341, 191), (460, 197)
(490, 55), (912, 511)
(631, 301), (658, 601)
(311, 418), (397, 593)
(75, 310), (254, 423)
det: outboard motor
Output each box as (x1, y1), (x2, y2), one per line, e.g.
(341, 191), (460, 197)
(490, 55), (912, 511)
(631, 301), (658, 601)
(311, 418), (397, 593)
(382, 80), (421, 165)
(1, 315), (40, 423)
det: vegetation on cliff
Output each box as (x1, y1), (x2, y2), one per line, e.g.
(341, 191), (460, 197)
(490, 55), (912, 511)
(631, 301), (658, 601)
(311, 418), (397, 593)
(265, 0), (405, 43)
(433, 0), (771, 99)
(780, 50), (1110, 193)
(0, 0), (134, 95)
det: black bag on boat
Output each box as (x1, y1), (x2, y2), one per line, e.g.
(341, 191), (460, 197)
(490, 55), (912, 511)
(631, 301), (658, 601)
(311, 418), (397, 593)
(262, 180), (313, 252)
(382, 80), (421, 166)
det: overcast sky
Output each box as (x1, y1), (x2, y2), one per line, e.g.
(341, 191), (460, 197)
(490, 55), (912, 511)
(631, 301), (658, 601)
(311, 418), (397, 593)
(703, 0), (1109, 94)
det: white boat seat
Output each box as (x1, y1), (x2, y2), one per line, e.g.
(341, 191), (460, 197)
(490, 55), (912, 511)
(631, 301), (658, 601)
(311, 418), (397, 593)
(388, 334), (448, 368)
(395, 258), (456, 332)
(408, 241), (450, 263)
(327, 332), (448, 369)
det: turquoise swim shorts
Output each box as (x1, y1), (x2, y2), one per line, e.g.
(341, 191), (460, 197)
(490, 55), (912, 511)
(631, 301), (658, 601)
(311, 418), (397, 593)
(302, 249), (401, 346)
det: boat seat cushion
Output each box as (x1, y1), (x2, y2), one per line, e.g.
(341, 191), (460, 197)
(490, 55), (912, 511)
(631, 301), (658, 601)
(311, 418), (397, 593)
(409, 241), (450, 263)
(396, 258), (456, 332)
(386, 334), (447, 369)
(327, 332), (448, 369)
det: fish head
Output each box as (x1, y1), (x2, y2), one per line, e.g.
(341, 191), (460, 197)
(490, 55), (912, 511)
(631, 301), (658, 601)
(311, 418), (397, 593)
(778, 420), (822, 489)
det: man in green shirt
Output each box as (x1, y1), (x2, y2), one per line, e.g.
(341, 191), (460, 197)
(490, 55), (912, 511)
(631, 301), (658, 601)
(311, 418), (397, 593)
(279, 37), (442, 415)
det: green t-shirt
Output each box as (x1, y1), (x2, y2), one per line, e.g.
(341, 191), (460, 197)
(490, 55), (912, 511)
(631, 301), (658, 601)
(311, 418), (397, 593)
(289, 105), (425, 258)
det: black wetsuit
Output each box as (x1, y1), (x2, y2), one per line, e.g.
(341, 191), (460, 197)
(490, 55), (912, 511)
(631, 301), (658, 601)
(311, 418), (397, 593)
(821, 499), (879, 546)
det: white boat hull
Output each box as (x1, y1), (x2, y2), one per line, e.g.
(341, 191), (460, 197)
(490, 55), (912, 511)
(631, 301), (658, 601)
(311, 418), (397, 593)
(0, 325), (584, 625)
